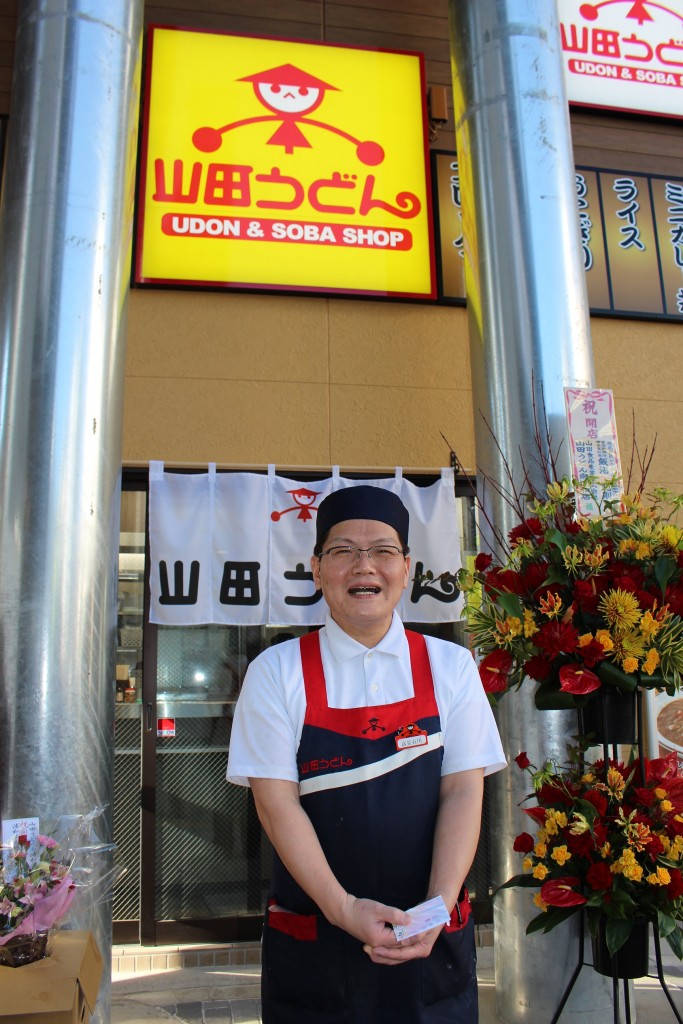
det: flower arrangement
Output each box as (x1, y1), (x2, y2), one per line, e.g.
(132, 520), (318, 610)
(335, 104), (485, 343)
(455, 478), (683, 709)
(0, 833), (76, 966)
(503, 748), (683, 958)
(0, 807), (117, 967)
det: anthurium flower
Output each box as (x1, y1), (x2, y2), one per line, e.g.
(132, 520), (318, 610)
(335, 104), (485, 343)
(539, 877), (587, 908)
(478, 650), (513, 693)
(559, 664), (601, 695)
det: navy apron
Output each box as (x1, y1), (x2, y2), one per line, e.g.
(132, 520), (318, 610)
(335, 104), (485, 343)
(261, 629), (478, 1024)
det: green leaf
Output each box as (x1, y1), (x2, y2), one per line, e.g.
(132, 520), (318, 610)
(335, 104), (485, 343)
(495, 591), (524, 619)
(534, 678), (580, 710)
(545, 529), (570, 551)
(656, 910), (677, 939)
(605, 917), (634, 956)
(526, 912), (551, 935)
(654, 555), (677, 599)
(665, 924), (683, 960)
(595, 661), (639, 694)
(495, 874), (539, 892)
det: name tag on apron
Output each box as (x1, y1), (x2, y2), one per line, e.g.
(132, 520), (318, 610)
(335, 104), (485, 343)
(395, 723), (428, 750)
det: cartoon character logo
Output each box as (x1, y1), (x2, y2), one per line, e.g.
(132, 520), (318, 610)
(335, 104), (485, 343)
(193, 62), (385, 165)
(271, 487), (321, 522)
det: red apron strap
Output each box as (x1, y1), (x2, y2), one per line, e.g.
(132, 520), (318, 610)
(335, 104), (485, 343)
(299, 630), (328, 708)
(405, 630), (439, 714)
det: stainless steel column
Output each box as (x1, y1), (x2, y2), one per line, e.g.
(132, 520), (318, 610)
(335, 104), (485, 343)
(448, 2), (615, 1020)
(0, 2), (143, 1020)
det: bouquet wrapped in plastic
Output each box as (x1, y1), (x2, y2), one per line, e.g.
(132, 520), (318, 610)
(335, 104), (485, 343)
(0, 806), (116, 967)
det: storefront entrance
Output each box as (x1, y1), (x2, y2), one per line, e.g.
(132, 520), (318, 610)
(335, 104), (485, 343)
(113, 471), (491, 945)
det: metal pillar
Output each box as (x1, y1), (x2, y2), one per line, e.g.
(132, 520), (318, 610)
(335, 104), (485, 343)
(0, 2), (143, 1020)
(447, 2), (618, 1021)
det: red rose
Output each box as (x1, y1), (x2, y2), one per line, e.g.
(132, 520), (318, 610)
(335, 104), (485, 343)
(474, 552), (493, 572)
(586, 862), (613, 891)
(508, 518), (543, 545)
(667, 868), (683, 900)
(479, 650), (513, 693)
(514, 751), (531, 770)
(537, 781), (575, 808)
(540, 877), (587, 908)
(17, 834), (28, 845)
(573, 579), (600, 613)
(578, 639), (606, 669)
(559, 664), (601, 695)
(513, 832), (535, 853)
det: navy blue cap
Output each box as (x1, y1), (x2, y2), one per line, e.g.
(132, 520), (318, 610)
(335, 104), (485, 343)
(315, 485), (409, 547)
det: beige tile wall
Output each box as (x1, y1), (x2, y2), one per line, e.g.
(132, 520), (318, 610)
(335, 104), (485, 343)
(124, 287), (683, 499)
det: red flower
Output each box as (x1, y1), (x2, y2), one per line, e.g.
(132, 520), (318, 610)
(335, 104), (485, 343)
(586, 862), (613, 891)
(515, 751), (531, 770)
(524, 806), (548, 827)
(479, 650), (513, 693)
(583, 789), (608, 817)
(578, 638), (607, 669)
(523, 561), (550, 594)
(567, 830), (598, 858)
(573, 579), (600, 614)
(524, 654), (553, 682)
(474, 552), (493, 571)
(508, 518), (544, 545)
(535, 620), (580, 659)
(537, 781), (575, 807)
(540, 877), (587, 908)
(559, 664), (601, 695)
(667, 868), (683, 900)
(513, 832), (535, 853)
(17, 835), (28, 845)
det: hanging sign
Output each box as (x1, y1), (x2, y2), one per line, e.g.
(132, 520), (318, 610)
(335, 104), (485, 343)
(148, 466), (462, 626)
(135, 26), (435, 298)
(564, 387), (623, 518)
(558, 0), (683, 120)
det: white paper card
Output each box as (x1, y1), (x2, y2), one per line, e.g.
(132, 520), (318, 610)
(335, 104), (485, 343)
(393, 894), (451, 941)
(2, 816), (40, 878)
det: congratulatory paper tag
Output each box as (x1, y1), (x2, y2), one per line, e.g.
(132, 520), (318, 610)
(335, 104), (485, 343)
(393, 894), (450, 941)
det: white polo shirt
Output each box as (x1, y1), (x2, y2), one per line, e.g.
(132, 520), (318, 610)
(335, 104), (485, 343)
(227, 611), (506, 786)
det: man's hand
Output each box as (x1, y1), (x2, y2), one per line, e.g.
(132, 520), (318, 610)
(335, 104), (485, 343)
(335, 893), (409, 950)
(363, 922), (444, 965)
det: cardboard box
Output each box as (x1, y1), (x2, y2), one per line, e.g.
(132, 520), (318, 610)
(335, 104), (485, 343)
(0, 930), (103, 1023)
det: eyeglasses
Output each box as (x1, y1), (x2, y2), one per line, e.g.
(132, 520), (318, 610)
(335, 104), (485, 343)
(318, 544), (407, 565)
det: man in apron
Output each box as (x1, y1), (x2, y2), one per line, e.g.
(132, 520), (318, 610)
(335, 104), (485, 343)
(227, 485), (506, 1023)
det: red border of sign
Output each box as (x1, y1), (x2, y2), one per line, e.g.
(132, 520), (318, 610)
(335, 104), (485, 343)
(134, 25), (437, 301)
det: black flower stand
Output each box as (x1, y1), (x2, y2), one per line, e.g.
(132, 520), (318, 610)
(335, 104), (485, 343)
(549, 689), (683, 1024)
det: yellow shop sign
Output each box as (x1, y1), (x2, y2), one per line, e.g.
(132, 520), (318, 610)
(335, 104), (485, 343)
(136, 27), (435, 298)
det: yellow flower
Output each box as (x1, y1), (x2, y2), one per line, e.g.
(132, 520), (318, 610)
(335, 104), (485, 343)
(612, 849), (643, 882)
(646, 867), (671, 887)
(660, 525), (683, 553)
(654, 788), (667, 800)
(533, 893), (548, 912)
(523, 609), (539, 638)
(642, 649), (660, 676)
(544, 810), (568, 836)
(547, 481), (570, 502)
(569, 813), (591, 836)
(598, 588), (642, 631)
(634, 541), (653, 560)
(595, 629), (614, 652)
(661, 799), (674, 814)
(622, 656), (639, 674)
(619, 539), (637, 556)
(584, 544), (609, 569)
(534, 842), (547, 858)
(532, 863), (549, 880)
(523, 857), (533, 872)
(607, 767), (626, 801)
(578, 632), (594, 647)
(562, 546), (583, 572)
(551, 846), (572, 866)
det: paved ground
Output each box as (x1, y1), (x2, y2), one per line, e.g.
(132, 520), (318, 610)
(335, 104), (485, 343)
(112, 943), (683, 1023)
